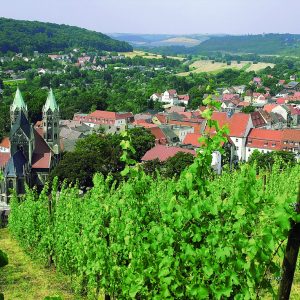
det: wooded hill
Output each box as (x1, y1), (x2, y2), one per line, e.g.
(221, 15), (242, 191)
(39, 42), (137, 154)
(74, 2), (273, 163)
(134, 33), (300, 56)
(192, 33), (300, 55)
(0, 18), (133, 54)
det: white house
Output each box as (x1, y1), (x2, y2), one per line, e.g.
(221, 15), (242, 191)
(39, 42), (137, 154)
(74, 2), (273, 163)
(207, 112), (254, 161)
(245, 128), (300, 161)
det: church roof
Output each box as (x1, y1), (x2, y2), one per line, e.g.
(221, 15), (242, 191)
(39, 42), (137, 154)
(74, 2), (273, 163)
(32, 128), (52, 169)
(44, 88), (59, 112)
(10, 111), (32, 139)
(4, 150), (27, 177)
(11, 88), (27, 111)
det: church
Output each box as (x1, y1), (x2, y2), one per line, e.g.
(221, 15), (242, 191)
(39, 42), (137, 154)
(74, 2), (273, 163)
(0, 88), (60, 206)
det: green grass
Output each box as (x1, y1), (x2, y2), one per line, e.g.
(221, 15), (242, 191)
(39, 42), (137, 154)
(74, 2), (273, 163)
(3, 79), (26, 86)
(241, 62), (252, 71)
(0, 228), (81, 300)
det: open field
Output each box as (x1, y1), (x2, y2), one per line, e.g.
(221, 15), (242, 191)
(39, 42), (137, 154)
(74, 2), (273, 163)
(3, 78), (26, 86)
(122, 50), (185, 61)
(152, 37), (202, 47)
(177, 60), (275, 76)
(0, 228), (82, 300)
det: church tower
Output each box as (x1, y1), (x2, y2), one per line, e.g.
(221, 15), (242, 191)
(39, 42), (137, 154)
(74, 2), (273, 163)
(42, 89), (60, 154)
(10, 88), (28, 126)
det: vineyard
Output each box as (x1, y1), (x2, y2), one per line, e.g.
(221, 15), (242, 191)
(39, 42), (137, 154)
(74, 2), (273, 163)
(4, 98), (300, 299)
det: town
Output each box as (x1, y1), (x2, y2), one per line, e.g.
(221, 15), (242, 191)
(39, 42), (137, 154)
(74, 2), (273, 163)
(0, 73), (299, 210)
(0, 13), (300, 300)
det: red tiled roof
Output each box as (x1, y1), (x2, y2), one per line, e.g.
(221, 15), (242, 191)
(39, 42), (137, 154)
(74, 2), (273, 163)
(237, 101), (250, 107)
(276, 98), (287, 104)
(287, 106), (300, 115)
(253, 92), (262, 98)
(132, 120), (157, 128)
(168, 89), (177, 96)
(89, 110), (116, 119)
(253, 77), (262, 83)
(178, 94), (190, 102)
(251, 111), (267, 128)
(283, 129), (300, 142)
(0, 137), (10, 149)
(183, 133), (203, 147)
(222, 94), (239, 101)
(0, 153), (10, 168)
(207, 112), (251, 137)
(87, 111), (133, 121)
(169, 119), (203, 133)
(247, 128), (283, 150)
(149, 127), (167, 145)
(264, 104), (278, 113)
(247, 128), (300, 151)
(142, 145), (195, 162)
(32, 129), (52, 169)
(155, 114), (168, 124)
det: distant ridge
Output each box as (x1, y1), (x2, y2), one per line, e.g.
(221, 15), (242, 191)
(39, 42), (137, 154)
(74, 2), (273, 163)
(0, 17), (133, 54)
(109, 33), (300, 56)
(191, 33), (300, 55)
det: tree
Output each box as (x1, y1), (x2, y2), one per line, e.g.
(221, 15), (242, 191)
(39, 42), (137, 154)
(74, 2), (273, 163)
(241, 106), (255, 114)
(128, 127), (155, 161)
(143, 158), (163, 177)
(248, 150), (296, 172)
(164, 152), (195, 178)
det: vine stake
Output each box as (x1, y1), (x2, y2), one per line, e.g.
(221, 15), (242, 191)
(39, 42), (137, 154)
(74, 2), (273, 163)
(278, 183), (300, 299)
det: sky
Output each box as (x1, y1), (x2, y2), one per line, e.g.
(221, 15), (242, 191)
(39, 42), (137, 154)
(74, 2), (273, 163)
(1, 0), (300, 35)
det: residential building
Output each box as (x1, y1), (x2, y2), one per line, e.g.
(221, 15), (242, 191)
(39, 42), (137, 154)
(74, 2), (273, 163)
(73, 111), (134, 128)
(245, 128), (300, 161)
(205, 112), (254, 161)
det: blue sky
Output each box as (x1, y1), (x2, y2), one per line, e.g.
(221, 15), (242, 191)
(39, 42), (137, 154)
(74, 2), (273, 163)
(1, 0), (300, 34)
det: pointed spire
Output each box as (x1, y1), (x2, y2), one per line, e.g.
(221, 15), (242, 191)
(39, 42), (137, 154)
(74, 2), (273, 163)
(11, 88), (27, 110)
(44, 88), (59, 112)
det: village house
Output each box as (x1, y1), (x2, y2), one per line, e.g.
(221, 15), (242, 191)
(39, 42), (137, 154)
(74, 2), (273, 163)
(205, 112), (254, 162)
(73, 110), (134, 129)
(245, 128), (300, 161)
(150, 90), (190, 106)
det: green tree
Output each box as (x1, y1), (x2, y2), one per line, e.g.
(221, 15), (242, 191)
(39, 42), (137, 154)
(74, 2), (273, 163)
(164, 152), (195, 178)
(241, 106), (255, 114)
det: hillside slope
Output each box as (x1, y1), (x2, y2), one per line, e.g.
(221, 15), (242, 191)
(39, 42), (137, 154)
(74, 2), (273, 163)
(0, 18), (133, 54)
(190, 34), (300, 55)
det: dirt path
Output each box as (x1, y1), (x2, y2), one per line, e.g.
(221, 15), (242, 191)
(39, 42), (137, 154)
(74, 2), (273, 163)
(0, 228), (79, 300)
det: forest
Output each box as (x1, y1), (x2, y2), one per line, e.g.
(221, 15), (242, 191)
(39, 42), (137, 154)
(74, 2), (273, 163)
(0, 18), (133, 54)
(138, 33), (300, 57)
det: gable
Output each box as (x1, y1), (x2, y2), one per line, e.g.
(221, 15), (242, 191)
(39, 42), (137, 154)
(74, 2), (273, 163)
(11, 128), (30, 142)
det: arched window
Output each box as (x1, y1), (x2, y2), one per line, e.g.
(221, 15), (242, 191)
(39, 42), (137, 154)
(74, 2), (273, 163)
(8, 180), (14, 189)
(17, 145), (24, 152)
(8, 180), (14, 195)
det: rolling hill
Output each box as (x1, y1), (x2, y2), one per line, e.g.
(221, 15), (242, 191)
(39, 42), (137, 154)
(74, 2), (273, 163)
(112, 33), (300, 57)
(108, 33), (209, 47)
(0, 18), (133, 54)
(191, 33), (300, 55)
